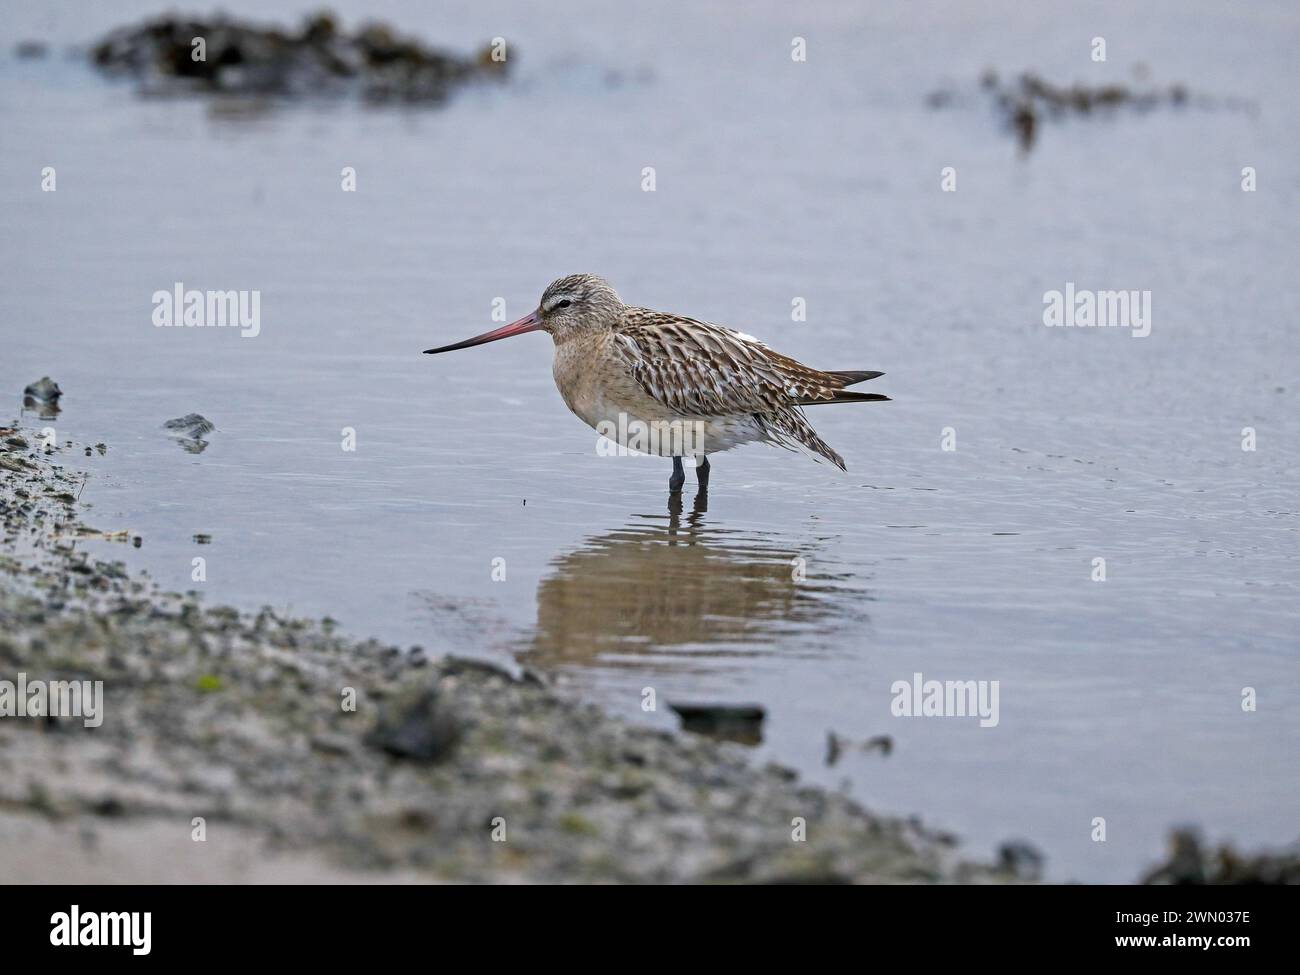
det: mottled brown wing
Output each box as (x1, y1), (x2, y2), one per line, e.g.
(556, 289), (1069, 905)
(613, 309), (847, 417)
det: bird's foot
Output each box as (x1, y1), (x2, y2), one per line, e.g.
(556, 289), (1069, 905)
(669, 456), (686, 493)
(695, 455), (710, 490)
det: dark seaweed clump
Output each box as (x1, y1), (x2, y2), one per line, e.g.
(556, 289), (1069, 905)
(90, 10), (510, 104)
(1142, 828), (1300, 885)
(928, 69), (1252, 154)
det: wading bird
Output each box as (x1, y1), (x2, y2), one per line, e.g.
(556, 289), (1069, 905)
(424, 274), (888, 492)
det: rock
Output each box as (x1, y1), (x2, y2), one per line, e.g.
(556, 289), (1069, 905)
(997, 839), (1045, 881)
(367, 688), (460, 762)
(1142, 827), (1300, 885)
(441, 655), (519, 682)
(668, 703), (765, 745)
(164, 413), (215, 438)
(164, 414), (215, 453)
(90, 11), (512, 105)
(23, 376), (62, 402)
(1146, 827), (1207, 884)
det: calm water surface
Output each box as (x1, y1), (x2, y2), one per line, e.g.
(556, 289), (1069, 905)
(2, 0), (1297, 881)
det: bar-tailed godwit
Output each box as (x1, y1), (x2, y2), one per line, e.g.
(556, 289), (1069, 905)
(424, 274), (889, 491)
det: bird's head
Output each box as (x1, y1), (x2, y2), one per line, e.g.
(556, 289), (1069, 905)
(423, 273), (622, 355)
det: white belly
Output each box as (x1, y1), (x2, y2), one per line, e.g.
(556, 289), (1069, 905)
(551, 342), (767, 457)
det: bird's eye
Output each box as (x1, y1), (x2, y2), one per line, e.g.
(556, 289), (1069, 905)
(555, 300), (571, 309)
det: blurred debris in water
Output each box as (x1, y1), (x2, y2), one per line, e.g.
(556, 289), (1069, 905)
(825, 731), (894, 766)
(164, 413), (215, 453)
(90, 10), (512, 104)
(669, 703), (766, 745)
(22, 376), (62, 418)
(1142, 827), (1300, 885)
(929, 68), (1253, 155)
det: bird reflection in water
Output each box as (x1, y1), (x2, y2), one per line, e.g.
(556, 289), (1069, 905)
(518, 489), (871, 672)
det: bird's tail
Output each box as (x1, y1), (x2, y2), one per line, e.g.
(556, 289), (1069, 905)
(759, 408), (848, 471)
(817, 390), (891, 404)
(798, 369), (890, 406)
(826, 370), (884, 386)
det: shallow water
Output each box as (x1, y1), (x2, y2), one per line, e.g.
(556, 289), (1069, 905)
(2, 0), (1297, 881)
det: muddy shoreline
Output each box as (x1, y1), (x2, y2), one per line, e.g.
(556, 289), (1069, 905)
(0, 420), (1017, 884)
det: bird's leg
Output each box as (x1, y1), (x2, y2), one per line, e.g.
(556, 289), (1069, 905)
(695, 454), (710, 490)
(691, 487), (708, 516)
(669, 456), (685, 493)
(667, 491), (684, 526)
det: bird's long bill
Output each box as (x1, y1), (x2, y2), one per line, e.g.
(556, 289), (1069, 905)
(423, 310), (542, 354)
